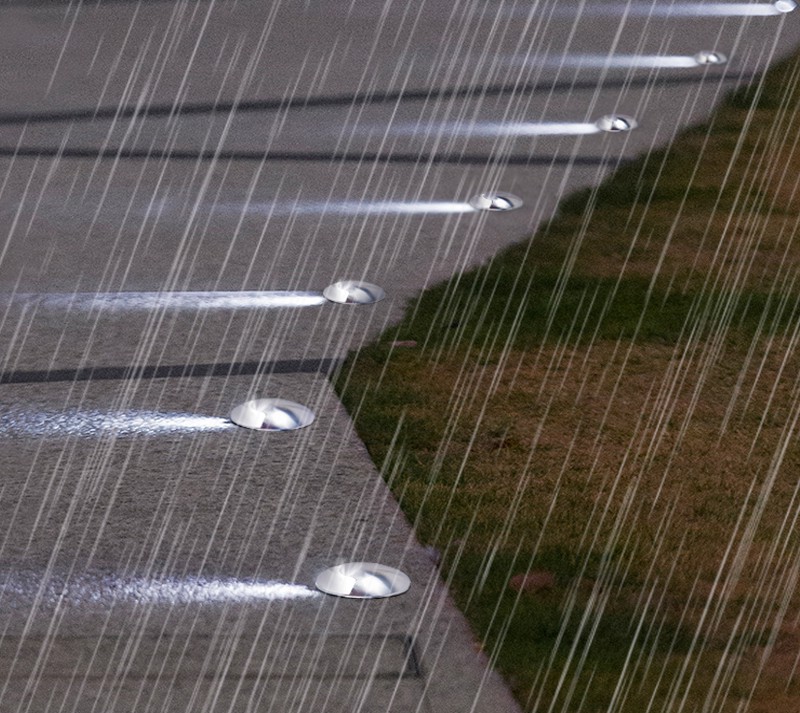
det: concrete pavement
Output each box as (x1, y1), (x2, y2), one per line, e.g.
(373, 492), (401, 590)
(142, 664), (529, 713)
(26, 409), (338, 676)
(0, 1), (799, 711)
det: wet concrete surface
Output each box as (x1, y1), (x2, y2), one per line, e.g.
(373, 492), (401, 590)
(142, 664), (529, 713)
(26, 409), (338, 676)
(1, 1), (799, 711)
(0, 374), (520, 712)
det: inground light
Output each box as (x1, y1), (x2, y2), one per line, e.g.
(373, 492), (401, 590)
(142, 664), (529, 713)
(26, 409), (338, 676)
(314, 562), (411, 599)
(322, 280), (386, 305)
(468, 192), (524, 212)
(229, 398), (315, 431)
(694, 50), (727, 66)
(595, 115), (637, 132)
(774, 0), (796, 13)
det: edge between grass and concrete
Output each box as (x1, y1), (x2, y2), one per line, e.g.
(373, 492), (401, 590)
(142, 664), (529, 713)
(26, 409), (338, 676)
(333, 51), (800, 713)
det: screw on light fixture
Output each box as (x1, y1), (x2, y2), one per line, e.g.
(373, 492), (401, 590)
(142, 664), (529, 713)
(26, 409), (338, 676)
(229, 398), (315, 431)
(322, 280), (385, 305)
(315, 562), (411, 599)
(468, 192), (524, 212)
(595, 115), (637, 133)
(694, 50), (727, 66)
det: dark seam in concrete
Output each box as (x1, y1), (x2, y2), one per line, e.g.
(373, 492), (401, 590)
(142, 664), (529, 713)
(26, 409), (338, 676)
(1, 0), (181, 5)
(2, 672), (420, 681)
(0, 632), (419, 680)
(0, 358), (341, 385)
(0, 147), (617, 166)
(0, 72), (754, 126)
(402, 634), (424, 679)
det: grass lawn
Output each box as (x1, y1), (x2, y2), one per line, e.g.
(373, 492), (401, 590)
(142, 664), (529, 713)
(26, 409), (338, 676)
(334, 51), (800, 712)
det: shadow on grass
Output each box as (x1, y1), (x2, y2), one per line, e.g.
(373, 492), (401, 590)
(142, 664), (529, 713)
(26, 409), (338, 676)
(375, 270), (800, 354)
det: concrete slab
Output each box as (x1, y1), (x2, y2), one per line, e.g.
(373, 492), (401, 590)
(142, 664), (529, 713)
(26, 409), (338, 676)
(1, 1), (799, 712)
(0, 1), (796, 115)
(0, 373), (520, 712)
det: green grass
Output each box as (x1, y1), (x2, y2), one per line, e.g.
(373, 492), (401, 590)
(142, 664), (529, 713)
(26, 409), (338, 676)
(376, 270), (800, 351)
(334, 49), (800, 712)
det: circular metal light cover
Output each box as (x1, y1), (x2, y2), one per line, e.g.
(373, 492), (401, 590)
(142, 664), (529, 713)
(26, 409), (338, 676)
(229, 398), (315, 431)
(315, 562), (411, 599)
(694, 51), (727, 66)
(323, 280), (385, 305)
(469, 192), (523, 212)
(774, 0), (796, 13)
(595, 115), (637, 133)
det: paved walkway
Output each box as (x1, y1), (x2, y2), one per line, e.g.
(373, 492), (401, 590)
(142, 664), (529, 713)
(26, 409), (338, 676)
(0, 1), (798, 711)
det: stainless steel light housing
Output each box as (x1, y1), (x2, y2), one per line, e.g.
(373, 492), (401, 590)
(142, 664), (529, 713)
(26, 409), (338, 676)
(694, 50), (727, 65)
(229, 398), (315, 431)
(322, 280), (386, 305)
(469, 192), (524, 212)
(315, 562), (411, 599)
(595, 115), (637, 132)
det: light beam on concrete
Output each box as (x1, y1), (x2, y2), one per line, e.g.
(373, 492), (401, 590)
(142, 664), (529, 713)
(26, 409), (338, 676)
(501, 53), (727, 69)
(10, 291), (328, 311)
(385, 120), (603, 136)
(0, 409), (234, 438)
(562, 1), (795, 16)
(96, 578), (322, 603)
(213, 200), (476, 215)
(382, 115), (638, 137)
(2, 574), (321, 604)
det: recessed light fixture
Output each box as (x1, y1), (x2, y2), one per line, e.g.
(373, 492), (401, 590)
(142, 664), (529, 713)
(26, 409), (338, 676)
(229, 398), (315, 431)
(694, 50), (728, 65)
(322, 280), (386, 305)
(595, 115), (637, 133)
(469, 192), (524, 212)
(315, 562), (411, 599)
